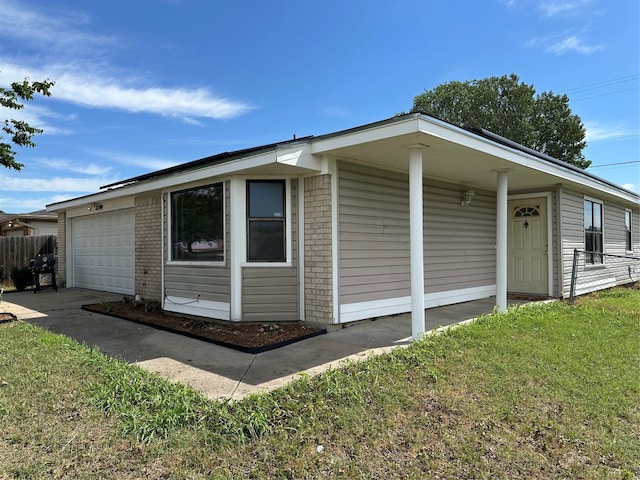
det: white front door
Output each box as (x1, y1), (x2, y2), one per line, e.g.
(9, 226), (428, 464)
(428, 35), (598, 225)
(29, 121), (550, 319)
(507, 198), (548, 295)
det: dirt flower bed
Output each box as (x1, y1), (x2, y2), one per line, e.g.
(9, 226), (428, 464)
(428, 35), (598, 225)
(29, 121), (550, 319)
(82, 298), (325, 353)
(0, 312), (17, 323)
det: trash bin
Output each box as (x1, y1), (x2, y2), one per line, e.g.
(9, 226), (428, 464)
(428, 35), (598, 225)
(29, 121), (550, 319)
(31, 253), (57, 293)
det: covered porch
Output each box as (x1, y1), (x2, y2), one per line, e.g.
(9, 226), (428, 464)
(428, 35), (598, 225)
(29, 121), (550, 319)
(310, 114), (571, 338)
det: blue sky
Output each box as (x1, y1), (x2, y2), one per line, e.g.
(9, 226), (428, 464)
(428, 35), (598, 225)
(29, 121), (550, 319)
(0, 0), (638, 213)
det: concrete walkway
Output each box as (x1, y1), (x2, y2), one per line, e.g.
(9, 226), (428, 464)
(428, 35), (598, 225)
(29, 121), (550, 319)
(1, 288), (531, 400)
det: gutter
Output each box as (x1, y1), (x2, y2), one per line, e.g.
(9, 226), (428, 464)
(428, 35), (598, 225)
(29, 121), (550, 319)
(471, 127), (640, 200)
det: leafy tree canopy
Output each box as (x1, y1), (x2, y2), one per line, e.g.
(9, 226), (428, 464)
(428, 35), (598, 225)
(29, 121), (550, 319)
(1, 76), (55, 170)
(411, 74), (590, 169)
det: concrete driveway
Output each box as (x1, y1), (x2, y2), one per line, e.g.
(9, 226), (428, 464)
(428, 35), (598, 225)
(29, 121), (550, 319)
(1, 288), (527, 400)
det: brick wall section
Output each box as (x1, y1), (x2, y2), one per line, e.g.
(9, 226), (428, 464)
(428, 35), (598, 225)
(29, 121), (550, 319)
(56, 211), (66, 287)
(304, 174), (334, 324)
(135, 196), (162, 301)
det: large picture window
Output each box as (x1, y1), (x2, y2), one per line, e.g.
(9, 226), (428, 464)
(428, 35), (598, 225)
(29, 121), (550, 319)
(170, 183), (224, 262)
(247, 180), (286, 262)
(584, 198), (603, 265)
(625, 210), (633, 252)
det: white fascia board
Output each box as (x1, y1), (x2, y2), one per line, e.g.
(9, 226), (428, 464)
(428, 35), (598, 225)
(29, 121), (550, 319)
(276, 143), (322, 171)
(311, 115), (637, 205)
(414, 117), (639, 204)
(311, 117), (422, 153)
(48, 150), (280, 212)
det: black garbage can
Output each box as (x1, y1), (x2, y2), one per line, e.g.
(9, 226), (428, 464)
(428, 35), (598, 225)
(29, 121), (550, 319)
(31, 254), (57, 293)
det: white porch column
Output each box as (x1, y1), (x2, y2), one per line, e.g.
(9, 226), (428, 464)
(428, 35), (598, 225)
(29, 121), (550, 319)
(409, 147), (425, 339)
(229, 177), (245, 321)
(496, 170), (509, 313)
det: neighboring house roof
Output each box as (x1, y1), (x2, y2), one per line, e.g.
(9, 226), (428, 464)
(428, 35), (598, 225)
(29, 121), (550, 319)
(47, 113), (640, 211)
(0, 210), (57, 222)
(0, 209), (58, 235)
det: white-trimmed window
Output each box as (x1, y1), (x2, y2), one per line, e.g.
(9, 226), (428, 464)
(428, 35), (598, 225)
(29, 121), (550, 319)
(170, 183), (224, 262)
(625, 209), (633, 252)
(584, 198), (604, 265)
(246, 179), (286, 262)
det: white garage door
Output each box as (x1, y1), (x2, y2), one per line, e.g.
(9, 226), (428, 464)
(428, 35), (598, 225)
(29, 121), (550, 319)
(71, 209), (135, 294)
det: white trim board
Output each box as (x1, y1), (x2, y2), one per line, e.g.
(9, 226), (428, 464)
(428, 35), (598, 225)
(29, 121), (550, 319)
(163, 296), (230, 321)
(339, 284), (497, 323)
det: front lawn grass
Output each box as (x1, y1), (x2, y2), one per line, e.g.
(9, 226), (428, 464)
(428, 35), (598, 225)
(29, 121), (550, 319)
(1, 287), (638, 479)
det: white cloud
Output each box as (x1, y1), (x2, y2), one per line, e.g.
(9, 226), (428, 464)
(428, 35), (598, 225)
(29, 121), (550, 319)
(539, 0), (592, 17)
(0, 0), (253, 123)
(0, 194), (74, 212)
(0, 102), (74, 136)
(38, 158), (113, 176)
(584, 122), (633, 143)
(546, 35), (602, 55)
(0, 175), (110, 192)
(0, 63), (253, 121)
(0, 0), (117, 57)
(87, 149), (179, 171)
(527, 32), (603, 56)
(621, 183), (637, 193)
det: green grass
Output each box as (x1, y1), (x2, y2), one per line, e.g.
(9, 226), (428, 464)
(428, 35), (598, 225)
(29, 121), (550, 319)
(1, 286), (639, 479)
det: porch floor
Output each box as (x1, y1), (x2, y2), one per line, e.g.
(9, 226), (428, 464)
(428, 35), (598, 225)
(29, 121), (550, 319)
(330, 295), (537, 348)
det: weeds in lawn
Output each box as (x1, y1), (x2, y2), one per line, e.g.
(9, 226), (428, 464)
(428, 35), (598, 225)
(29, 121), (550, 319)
(86, 353), (211, 442)
(2, 288), (638, 479)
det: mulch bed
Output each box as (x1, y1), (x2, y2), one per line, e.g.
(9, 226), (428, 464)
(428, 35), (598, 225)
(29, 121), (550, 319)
(0, 312), (17, 324)
(82, 299), (326, 354)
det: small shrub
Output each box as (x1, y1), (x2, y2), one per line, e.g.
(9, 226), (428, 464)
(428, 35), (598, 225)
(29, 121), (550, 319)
(10, 266), (33, 292)
(99, 301), (114, 313)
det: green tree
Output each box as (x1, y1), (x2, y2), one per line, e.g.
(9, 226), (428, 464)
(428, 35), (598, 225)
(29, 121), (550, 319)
(1, 77), (55, 170)
(411, 74), (590, 169)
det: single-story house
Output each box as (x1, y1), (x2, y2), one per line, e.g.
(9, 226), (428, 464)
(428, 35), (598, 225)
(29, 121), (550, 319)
(0, 210), (58, 237)
(47, 113), (639, 337)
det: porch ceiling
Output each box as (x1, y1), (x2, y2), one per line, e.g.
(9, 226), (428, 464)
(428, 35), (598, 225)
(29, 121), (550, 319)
(320, 131), (561, 193)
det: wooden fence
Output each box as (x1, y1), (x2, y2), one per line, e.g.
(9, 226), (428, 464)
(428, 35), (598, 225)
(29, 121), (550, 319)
(0, 235), (57, 284)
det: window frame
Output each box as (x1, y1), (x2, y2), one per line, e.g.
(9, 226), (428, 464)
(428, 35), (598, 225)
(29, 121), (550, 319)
(625, 208), (633, 253)
(245, 179), (290, 265)
(166, 181), (226, 266)
(584, 196), (605, 266)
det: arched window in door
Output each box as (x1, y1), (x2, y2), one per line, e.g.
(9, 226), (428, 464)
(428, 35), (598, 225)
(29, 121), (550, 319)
(514, 206), (540, 217)
(514, 206), (540, 230)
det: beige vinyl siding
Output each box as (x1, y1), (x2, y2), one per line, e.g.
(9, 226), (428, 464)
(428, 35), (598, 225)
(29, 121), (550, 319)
(164, 264), (230, 302)
(560, 188), (586, 296)
(242, 268), (298, 321)
(338, 164), (410, 304)
(241, 178), (299, 321)
(338, 163), (497, 306)
(423, 178), (496, 293)
(633, 209), (640, 253)
(560, 188), (639, 297)
(605, 203), (628, 256)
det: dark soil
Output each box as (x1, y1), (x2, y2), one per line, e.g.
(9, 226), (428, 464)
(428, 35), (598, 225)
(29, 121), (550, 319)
(0, 312), (17, 323)
(82, 298), (325, 352)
